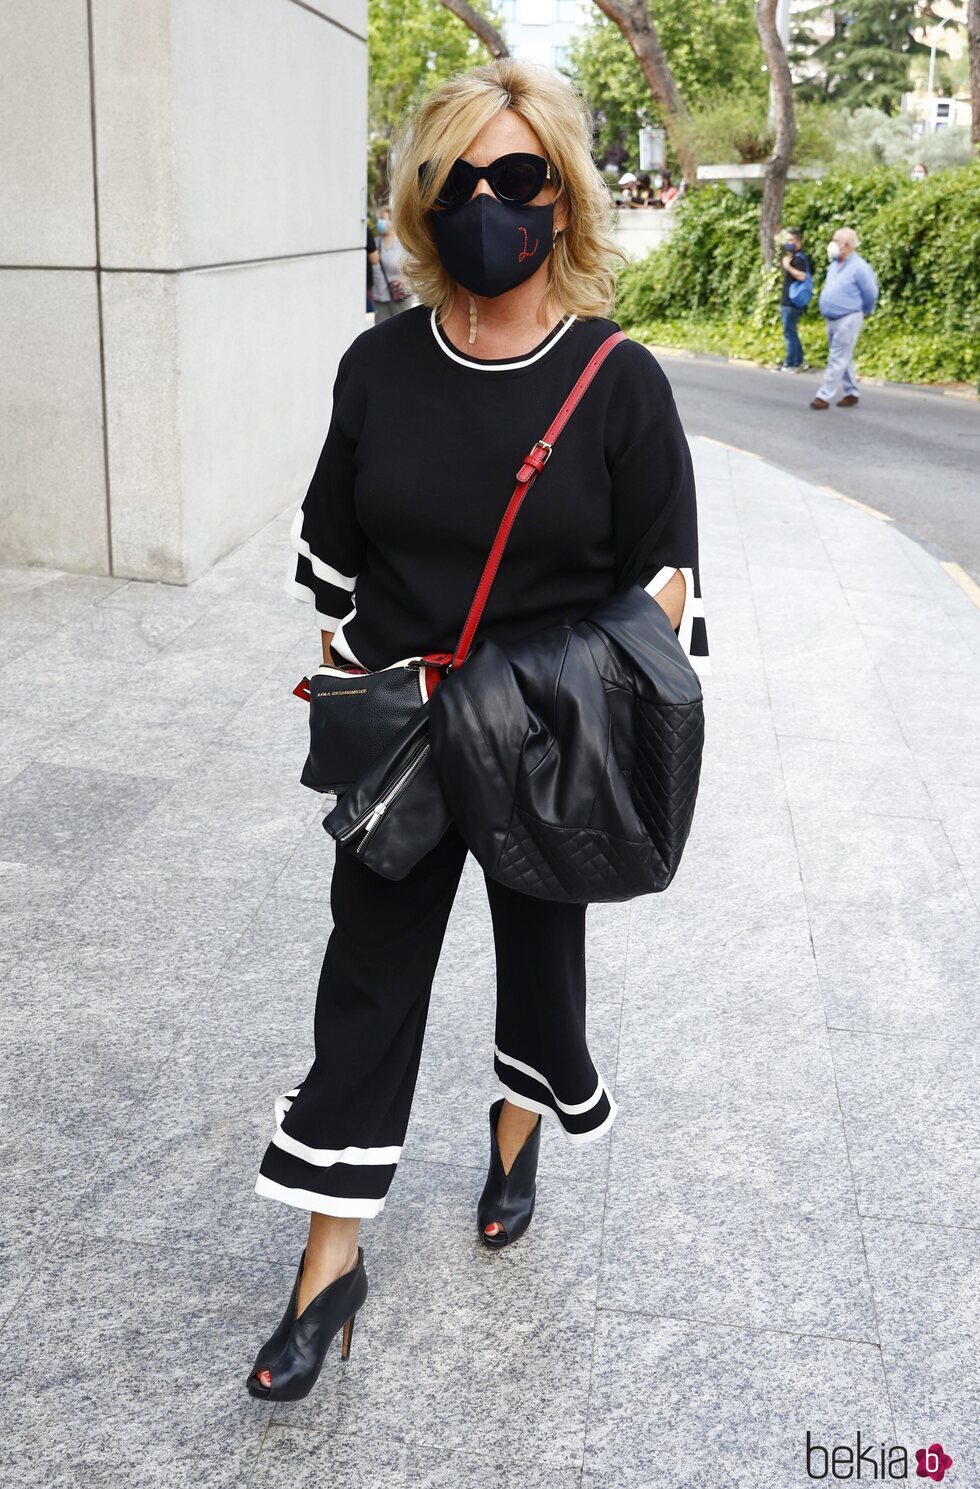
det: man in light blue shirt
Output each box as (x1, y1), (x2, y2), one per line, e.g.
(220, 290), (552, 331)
(811, 228), (879, 410)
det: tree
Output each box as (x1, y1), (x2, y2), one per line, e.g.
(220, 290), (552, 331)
(970, 0), (980, 148)
(793, 1), (944, 114)
(438, 0), (509, 57)
(369, 0), (505, 200)
(566, 15), (655, 169)
(587, 0), (694, 181)
(567, 1), (765, 170)
(756, 0), (797, 267)
(441, 0), (697, 178)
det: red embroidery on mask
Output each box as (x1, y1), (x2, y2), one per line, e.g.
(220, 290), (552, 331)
(517, 226), (538, 262)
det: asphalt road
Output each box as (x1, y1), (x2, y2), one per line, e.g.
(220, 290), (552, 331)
(661, 352), (980, 584)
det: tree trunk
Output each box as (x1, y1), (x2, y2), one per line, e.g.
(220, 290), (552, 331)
(756, 0), (797, 269)
(592, 0), (696, 183)
(969, 0), (980, 149)
(438, 0), (510, 59)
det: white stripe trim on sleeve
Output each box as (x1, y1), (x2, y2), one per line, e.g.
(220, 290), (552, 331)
(289, 505), (357, 591)
(330, 604), (367, 667)
(283, 571), (349, 631)
(640, 562), (702, 664)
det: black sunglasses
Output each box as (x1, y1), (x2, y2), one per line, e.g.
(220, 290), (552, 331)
(418, 152), (554, 211)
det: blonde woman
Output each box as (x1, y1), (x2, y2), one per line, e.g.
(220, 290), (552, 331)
(247, 57), (708, 1402)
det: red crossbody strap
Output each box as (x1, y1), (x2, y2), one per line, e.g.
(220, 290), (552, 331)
(451, 329), (627, 671)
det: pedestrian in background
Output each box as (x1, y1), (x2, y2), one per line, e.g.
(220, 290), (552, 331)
(634, 172), (656, 207)
(777, 226), (812, 373)
(371, 210), (413, 320)
(810, 227), (879, 410)
(617, 170), (638, 206)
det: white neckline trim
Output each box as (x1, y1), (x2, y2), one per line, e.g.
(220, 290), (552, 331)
(430, 305), (578, 370)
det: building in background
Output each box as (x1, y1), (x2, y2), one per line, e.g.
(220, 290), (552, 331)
(0, 0), (367, 584)
(498, 0), (586, 73)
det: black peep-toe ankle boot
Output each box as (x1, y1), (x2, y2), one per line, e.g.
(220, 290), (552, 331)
(246, 1245), (368, 1402)
(477, 1096), (542, 1250)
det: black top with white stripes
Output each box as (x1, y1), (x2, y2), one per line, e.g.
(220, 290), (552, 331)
(286, 302), (708, 676)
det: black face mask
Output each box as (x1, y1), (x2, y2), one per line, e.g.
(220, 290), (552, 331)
(430, 193), (555, 299)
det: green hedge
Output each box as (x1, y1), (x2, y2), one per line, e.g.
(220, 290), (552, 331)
(614, 161), (980, 386)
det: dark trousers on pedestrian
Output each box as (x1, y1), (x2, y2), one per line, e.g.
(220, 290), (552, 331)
(255, 819), (617, 1218)
(780, 303), (804, 368)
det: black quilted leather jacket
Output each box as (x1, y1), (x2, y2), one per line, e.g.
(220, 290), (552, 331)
(427, 584), (704, 903)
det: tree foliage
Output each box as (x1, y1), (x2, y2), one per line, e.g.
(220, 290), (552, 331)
(614, 160), (980, 384)
(368, 0), (503, 199)
(792, 0), (950, 114)
(566, 2), (766, 170)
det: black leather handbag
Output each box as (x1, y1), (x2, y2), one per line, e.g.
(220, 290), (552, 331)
(293, 651), (452, 796)
(319, 330), (629, 874)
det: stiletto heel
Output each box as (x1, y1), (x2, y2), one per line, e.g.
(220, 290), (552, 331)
(246, 1245), (368, 1402)
(477, 1097), (542, 1250)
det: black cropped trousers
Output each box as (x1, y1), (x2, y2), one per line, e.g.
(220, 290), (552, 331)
(255, 819), (617, 1218)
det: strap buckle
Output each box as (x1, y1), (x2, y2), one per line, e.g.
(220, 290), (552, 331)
(533, 439), (553, 465)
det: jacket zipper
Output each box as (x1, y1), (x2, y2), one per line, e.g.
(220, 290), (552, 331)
(336, 741), (430, 851)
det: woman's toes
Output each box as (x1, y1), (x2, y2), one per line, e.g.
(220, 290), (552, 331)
(484, 1220), (504, 1238)
(257, 1369), (271, 1388)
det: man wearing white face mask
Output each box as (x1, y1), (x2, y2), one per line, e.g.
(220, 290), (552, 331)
(810, 227), (879, 410)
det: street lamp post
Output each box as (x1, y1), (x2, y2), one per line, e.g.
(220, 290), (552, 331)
(926, 14), (953, 99)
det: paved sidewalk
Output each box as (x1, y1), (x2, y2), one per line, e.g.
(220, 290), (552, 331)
(1, 438), (978, 1488)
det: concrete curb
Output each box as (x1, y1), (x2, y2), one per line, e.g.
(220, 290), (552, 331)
(696, 434), (980, 612)
(644, 343), (979, 402)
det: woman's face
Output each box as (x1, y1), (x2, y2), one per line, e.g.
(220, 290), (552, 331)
(451, 108), (568, 234)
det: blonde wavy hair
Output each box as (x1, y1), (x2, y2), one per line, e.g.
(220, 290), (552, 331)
(388, 58), (628, 322)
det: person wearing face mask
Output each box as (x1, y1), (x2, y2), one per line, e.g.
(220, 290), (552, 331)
(810, 227), (879, 410)
(247, 57), (708, 1405)
(911, 163), (929, 182)
(370, 208), (413, 319)
(656, 171), (678, 208)
(777, 226), (812, 372)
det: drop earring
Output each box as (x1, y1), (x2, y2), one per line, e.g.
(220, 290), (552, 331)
(467, 293), (478, 345)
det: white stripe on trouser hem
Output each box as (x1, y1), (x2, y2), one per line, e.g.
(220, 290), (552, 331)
(255, 1173), (386, 1218)
(495, 1079), (619, 1145)
(493, 1045), (603, 1114)
(271, 1093), (402, 1167)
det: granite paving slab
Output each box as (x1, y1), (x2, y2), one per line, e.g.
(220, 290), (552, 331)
(0, 1237), (279, 1489)
(598, 1100), (875, 1339)
(582, 1312), (895, 1489)
(862, 1218), (980, 1485)
(831, 1031), (980, 1226)
(253, 1432), (583, 1489)
(3, 437), (979, 1486)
